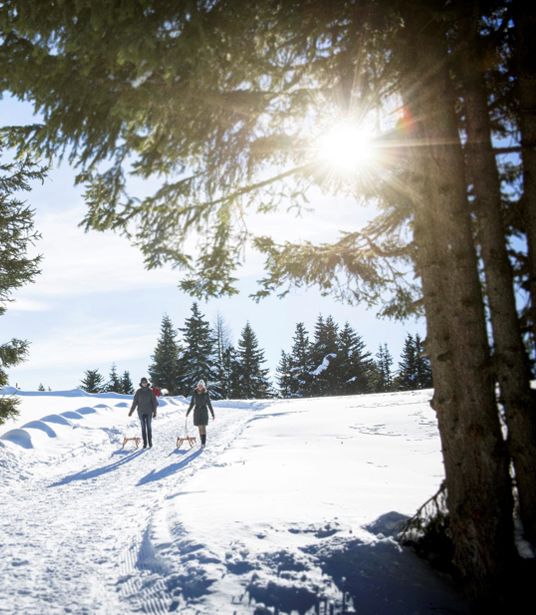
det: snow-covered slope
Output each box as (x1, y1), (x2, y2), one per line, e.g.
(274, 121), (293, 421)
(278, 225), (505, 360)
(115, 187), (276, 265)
(0, 389), (469, 614)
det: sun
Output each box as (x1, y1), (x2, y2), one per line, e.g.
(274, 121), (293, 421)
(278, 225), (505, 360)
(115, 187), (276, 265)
(315, 121), (377, 175)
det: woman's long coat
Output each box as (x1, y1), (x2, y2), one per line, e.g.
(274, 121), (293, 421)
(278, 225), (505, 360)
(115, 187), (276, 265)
(187, 389), (214, 426)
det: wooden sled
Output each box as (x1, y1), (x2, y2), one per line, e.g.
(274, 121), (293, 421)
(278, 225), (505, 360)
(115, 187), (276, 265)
(122, 436), (142, 449)
(176, 435), (197, 449)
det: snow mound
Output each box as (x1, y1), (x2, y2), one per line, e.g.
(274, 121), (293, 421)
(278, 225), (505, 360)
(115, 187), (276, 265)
(1, 428), (35, 449)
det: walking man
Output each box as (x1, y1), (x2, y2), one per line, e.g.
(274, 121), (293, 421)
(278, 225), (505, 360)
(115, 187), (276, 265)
(128, 377), (158, 448)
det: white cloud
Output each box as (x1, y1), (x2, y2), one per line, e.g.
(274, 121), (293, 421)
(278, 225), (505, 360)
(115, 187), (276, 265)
(8, 297), (51, 312)
(28, 206), (180, 298)
(21, 319), (155, 370)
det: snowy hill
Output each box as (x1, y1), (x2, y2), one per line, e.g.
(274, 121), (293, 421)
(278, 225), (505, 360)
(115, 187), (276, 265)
(0, 388), (469, 614)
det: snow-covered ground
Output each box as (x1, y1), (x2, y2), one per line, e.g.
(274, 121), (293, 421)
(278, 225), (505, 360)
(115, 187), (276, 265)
(0, 388), (469, 614)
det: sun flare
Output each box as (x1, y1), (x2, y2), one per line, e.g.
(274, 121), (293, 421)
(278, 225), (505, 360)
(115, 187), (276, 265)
(315, 122), (377, 175)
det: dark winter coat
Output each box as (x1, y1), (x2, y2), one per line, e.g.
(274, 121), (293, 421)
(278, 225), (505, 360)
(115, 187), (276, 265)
(130, 386), (158, 416)
(186, 389), (214, 426)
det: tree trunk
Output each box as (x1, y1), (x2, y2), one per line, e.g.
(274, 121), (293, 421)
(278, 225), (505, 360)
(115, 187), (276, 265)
(459, 9), (536, 546)
(399, 4), (516, 608)
(513, 0), (536, 348)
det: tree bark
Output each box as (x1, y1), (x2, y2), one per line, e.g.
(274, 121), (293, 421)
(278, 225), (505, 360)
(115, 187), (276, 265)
(459, 7), (536, 546)
(399, 3), (516, 608)
(513, 0), (536, 348)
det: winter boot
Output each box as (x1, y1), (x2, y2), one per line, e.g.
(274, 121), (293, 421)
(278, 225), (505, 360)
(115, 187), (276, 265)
(200, 434), (206, 446)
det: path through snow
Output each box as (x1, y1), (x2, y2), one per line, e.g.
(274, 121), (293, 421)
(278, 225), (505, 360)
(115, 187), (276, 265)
(0, 390), (470, 614)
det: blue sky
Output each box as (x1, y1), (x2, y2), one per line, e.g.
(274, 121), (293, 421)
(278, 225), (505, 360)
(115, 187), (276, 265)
(2, 95), (425, 391)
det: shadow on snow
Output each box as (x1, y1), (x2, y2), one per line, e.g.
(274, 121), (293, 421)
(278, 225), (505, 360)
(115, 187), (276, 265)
(49, 449), (146, 487)
(137, 448), (203, 486)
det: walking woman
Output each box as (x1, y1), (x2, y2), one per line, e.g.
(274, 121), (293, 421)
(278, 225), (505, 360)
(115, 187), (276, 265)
(186, 380), (215, 447)
(128, 377), (158, 448)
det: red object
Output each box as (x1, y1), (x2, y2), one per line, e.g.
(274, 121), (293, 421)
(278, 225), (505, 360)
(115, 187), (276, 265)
(151, 386), (161, 397)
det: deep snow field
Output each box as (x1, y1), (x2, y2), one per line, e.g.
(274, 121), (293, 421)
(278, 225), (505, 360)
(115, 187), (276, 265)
(0, 388), (470, 614)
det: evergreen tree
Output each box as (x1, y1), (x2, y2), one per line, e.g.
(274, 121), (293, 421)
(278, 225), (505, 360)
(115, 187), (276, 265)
(0, 143), (45, 425)
(396, 334), (418, 391)
(106, 363), (122, 393)
(37, 383), (45, 392)
(149, 314), (181, 395)
(232, 322), (271, 399)
(414, 334), (433, 389)
(213, 313), (233, 398)
(395, 333), (433, 391)
(225, 345), (241, 400)
(309, 315), (339, 396)
(177, 303), (218, 396)
(374, 343), (394, 392)
(80, 369), (105, 394)
(287, 322), (314, 397)
(276, 350), (293, 398)
(336, 323), (376, 395)
(121, 370), (134, 395)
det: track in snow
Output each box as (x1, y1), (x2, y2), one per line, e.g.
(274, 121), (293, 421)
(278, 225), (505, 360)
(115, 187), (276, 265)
(0, 401), (253, 614)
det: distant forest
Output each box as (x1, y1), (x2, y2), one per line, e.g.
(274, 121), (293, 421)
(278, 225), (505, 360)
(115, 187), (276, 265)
(78, 303), (432, 399)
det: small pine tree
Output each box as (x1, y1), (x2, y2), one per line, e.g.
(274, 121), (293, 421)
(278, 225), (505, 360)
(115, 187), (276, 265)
(121, 371), (134, 395)
(310, 315), (339, 396)
(287, 322), (314, 397)
(232, 322), (272, 399)
(38, 383), (45, 391)
(213, 313), (233, 398)
(225, 345), (241, 399)
(80, 369), (105, 393)
(177, 303), (219, 396)
(149, 314), (181, 395)
(414, 333), (433, 389)
(374, 343), (394, 392)
(276, 350), (293, 398)
(106, 363), (123, 393)
(396, 334), (418, 391)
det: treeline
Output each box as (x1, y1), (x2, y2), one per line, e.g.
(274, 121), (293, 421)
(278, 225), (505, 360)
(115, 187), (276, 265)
(148, 305), (432, 398)
(79, 365), (134, 395)
(148, 303), (271, 399)
(278, 316), (431, 398)
(78, 303), (431, 398)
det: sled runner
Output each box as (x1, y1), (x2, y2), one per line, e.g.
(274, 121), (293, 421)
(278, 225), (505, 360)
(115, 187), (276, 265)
(176, 417), (197, 449)
(122, 436), (142, 449)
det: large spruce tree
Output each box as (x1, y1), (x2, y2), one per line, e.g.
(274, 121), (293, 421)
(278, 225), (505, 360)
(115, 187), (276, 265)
(232, 322), (271, 399)
(336, 322), (376, 395)
(396, 334), (432, 391)
(0, 143), (45, 424)
(2, 1), (533, 604)
(286, 322), (314, 397)
(177, 303), (218, 396)
(149, 314), (181, 395)
(309, 315), (339, 396)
